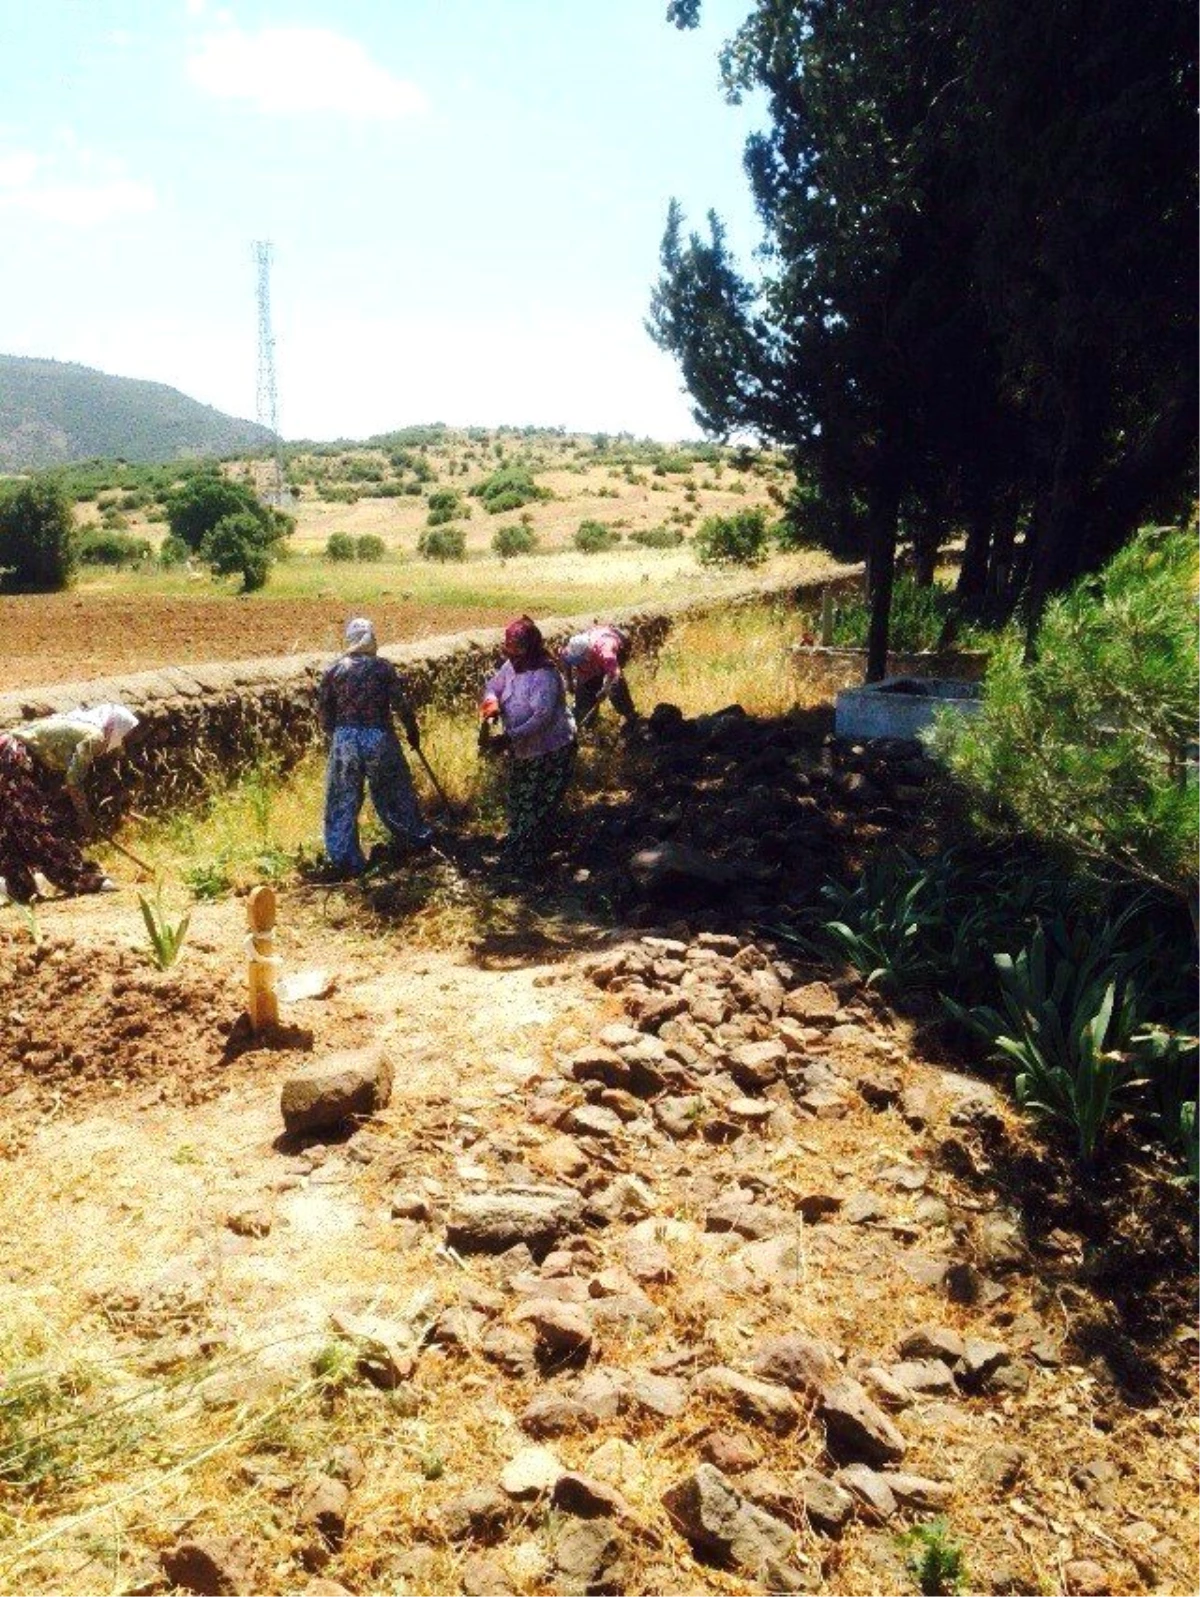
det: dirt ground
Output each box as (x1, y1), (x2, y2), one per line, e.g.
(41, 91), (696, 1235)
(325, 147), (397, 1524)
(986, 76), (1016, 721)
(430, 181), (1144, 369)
(1, 847), (1196, 1597)
(0, 593), (521, 693)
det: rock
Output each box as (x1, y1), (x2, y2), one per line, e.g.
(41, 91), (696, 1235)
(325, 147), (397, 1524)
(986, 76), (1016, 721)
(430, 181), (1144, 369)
(628, 841), (744, 896)
(391, 1190), (435, 1221)
(431, 1305), (485, 1348)
(566, 1105), (624, 1142)
(304, 1581), (356, 1597)
(626, 1370), (688, 1419)
(694, 1366), (800, 1434)
(701, 1431), (761, 1474)
(958, 1337), (1011, 1389)
(225, 1203), (271, 1238)
(298, 1475), (351, 1554)
(324, 1445), (365, 1489)
(729, 1040), (787, 1092)
(752, 1334), (839, 1396)
(799, 1472), (855, 1535)
(1070, 1458), (1120, 1509)
(727, 1097), (776, 1125)
(661, 1465), (796, 1579)
(480, 1324), (538, 1377)
(591, 1174), (657, 1223)
(438, 1486), (513, 1544)
(897, 1325), (965, 1366)
(550, 1517), (628, 1596)
(881, 1472), (953, 1511)
(500, 1445), (563, 1500)
(976, 1444), (1026, 1491)
(460, 1553), (513, 1596)
(280, 1048), (393, 1135)
(856, 1070), (902, 1109)
(588, 1437), (646, 1492)
(574, 1369), (628, 1423)
(654, 1095), (705, 1138)
(834, 1463), (897, 1523)
(796, 1191), (842, 1222)
(898, 1084), (936, 1129)
(553, 1472), (631, 1520)
(978, 1212), (1026, 1269)
(512, 1299), (594, 1366)
(568, 1045), (631, 1089)
(520, 1393), (599, 1437)
(530, 1135), (590, 1182)
(329, 1307), (430, 1389)
(782, 982), (840, 1023)
(706, 1196), (786, 1240)
(887, 1359), (958, 1397)
(446, 1186), (584, 1257)
(622, 1237), (674, 1283)
(1063, 1559), (1112, 1595)
(160, 1537), (256, 1595)
(819, 1377), (906, 1465)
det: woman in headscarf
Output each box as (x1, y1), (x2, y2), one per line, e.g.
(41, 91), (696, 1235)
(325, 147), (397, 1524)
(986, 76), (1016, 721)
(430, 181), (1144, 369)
(560, 623), (637, 731)
(479, 616), (576, 874)
(319, 616), (432, 877)
(0, 703), (139, 901)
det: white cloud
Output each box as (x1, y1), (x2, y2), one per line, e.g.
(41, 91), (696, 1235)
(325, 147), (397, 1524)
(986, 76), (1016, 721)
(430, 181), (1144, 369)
(187, 25), (428, 119)
(0, 146), (156, 227)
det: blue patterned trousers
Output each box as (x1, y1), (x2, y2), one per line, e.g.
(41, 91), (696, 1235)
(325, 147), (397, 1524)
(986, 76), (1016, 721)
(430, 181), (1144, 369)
(324, 726), (430, 874)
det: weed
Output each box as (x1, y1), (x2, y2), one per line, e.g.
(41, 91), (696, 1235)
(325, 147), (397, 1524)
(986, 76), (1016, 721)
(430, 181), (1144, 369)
(419, 1451), (446, 1480)
(185, 860), (233, 900)
(138, 881), (191, 971)
(902, 1519), (967, 1595)
(14, 900), (42, 948)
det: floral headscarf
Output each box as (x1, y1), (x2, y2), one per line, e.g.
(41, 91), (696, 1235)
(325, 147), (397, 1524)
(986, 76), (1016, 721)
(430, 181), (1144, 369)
(503, 615), (552, 673)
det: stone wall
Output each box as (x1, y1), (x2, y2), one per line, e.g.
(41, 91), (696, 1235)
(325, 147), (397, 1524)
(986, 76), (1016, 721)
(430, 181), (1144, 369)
(0, 572), (860, 818)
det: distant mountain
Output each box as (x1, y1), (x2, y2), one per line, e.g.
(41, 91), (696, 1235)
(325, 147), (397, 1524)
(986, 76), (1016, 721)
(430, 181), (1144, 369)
(0, 355), (276, 470)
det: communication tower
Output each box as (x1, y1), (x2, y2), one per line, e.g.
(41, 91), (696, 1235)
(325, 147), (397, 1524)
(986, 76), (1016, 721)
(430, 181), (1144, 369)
(253, 240), (288, 506)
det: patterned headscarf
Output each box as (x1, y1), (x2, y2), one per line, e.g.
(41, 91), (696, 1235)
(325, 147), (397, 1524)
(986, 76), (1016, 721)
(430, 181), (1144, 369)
(75, 703), (139, 752)
(560, 632), (592, 668)
(503, 615), (551, 673)
(344, 617), (377, 656)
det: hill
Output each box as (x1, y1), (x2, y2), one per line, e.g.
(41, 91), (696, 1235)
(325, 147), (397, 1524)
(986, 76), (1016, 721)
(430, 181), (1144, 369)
(0, 354), (275, 469)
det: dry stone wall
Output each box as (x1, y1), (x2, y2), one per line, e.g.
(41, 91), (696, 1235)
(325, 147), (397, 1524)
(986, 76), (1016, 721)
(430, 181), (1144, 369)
(0, 574), (857, 817)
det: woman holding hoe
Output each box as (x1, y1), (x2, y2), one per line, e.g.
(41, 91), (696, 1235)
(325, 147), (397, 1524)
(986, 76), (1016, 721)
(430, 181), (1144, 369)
(479, 616), (576, 875)
(0, 702), (138, 902)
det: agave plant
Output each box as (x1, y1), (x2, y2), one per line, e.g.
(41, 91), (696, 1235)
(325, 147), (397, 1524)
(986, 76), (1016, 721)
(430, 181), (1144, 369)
(945, 914), (1146, 1164)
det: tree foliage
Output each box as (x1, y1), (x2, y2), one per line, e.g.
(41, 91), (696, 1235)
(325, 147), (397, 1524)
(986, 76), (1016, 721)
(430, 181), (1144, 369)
(0, 476), (78, 592)
(651, 1), (1197, 674)
(930, 526), (1199, 907)
(200, 511), (276, 593)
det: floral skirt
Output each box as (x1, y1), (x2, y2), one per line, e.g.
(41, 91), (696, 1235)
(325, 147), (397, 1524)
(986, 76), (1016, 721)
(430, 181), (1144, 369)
(0, 734), (105, 902)
(502, 742), (576, 873)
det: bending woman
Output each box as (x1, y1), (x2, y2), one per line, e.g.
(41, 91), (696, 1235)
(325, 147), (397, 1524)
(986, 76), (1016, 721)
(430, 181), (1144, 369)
(480, 616), (576, 875)
(0, 703), (138, 902)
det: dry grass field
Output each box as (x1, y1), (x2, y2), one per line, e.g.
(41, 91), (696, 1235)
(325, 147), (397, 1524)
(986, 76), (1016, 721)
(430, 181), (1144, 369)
(2, 429), (852, 691)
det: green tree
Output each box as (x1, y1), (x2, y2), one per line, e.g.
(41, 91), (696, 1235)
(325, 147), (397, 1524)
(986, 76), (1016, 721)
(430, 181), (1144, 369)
(325, 532), (355, 562)
(166, 472), (284, 554)
(694, 508), (770, 567)
(200, 511), (276, 592)
(931, 526), (1199, 911)
(652, 2), (1197, 673)
(492, 523), (538, 560)
(0, 476), (78, 592)
(417, 525), (466, 562)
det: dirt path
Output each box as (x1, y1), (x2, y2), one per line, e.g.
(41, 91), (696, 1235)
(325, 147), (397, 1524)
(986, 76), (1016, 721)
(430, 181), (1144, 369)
(1, 880), (1195, 1597)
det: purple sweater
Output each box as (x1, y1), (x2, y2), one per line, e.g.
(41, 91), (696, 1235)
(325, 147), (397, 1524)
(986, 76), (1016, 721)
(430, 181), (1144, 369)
(483, 661), (576, 759)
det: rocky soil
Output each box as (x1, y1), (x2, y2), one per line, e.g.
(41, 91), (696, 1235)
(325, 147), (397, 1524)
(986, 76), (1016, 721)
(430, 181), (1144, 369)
(0, 705), (1195, 1597)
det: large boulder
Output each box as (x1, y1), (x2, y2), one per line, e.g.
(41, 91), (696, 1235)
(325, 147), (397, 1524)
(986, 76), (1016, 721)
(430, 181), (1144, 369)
(280, 1048), (393, 1135)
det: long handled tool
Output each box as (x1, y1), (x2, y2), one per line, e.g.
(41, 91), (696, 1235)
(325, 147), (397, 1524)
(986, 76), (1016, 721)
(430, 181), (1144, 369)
(413, 746), (457, 817)
(107, 836), (155, 878)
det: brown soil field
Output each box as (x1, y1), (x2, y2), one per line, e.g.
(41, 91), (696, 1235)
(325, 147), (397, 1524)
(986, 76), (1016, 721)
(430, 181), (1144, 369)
(0, 593), (519, 692)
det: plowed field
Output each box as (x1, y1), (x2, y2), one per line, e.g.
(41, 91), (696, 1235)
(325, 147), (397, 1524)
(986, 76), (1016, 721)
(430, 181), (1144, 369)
(0, 593), (517, 691)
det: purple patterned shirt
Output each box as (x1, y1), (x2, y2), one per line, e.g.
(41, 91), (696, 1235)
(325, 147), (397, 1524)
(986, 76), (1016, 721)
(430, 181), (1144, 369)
(483, 661), (576, 760)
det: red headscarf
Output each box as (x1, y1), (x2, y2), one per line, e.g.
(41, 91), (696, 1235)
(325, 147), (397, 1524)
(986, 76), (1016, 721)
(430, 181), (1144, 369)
(503, 615), (552, 673)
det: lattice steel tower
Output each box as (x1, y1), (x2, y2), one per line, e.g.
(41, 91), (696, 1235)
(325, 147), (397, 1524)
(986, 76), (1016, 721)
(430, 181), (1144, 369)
(253, 240), (288, 505)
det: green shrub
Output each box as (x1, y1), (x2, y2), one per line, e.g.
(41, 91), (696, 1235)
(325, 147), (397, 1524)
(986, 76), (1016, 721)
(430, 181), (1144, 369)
(0, 477), (78, 592)
(630, 525), (685, 548)
(492, 523), (538, 560)
(318, 484), (360, 504)
(77, 527), (152, 567)
(470, 465), (548, 515)
(902, 1520), (967, 1596)
(694, 507), (771, 566)
(825, 576), (957, 652)
(417, 525), (466, 562)
(200, 511), (276, 592)
(325, 532), (356, 562)
(356, 534), (386, 561)
(158, 534), (190, 568)
(574, 519), (621, 554)
(165, 473), (268, 553)
(930, 526), (1199, 908)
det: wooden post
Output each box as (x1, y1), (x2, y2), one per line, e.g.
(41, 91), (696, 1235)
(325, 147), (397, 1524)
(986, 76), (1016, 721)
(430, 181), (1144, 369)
(246, 884), (281, 1031)
(819, 586), (835, 647)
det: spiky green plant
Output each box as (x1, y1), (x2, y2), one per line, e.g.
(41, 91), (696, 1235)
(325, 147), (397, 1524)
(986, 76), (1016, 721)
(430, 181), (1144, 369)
(138, 881), (190, 970)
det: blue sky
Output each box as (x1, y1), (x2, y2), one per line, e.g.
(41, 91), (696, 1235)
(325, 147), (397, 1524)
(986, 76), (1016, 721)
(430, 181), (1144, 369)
(0, 1), (765, 441)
